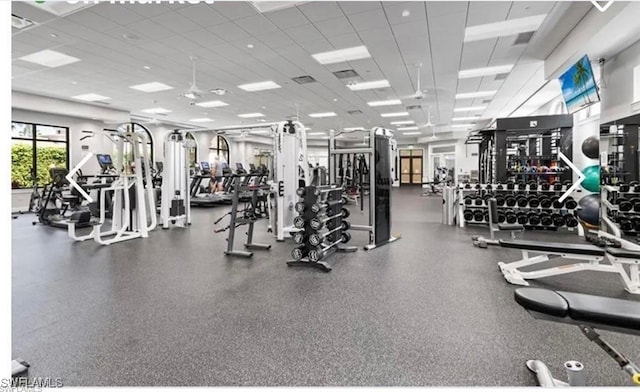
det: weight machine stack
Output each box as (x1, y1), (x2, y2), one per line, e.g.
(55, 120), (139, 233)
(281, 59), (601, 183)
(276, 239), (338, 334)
(287, 185), (357, 272)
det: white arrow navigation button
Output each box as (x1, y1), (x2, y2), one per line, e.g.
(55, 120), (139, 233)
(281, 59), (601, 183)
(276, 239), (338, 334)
(66, 152), (94, 203)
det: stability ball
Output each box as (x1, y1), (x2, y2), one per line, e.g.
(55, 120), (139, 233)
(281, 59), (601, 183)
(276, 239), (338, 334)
(577, 193), (600, 227)
(581, 136), (599, 159)
(581, 165), (600, 192)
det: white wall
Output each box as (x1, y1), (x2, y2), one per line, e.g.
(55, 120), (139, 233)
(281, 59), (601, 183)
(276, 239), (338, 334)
(600, 39), (640, 123)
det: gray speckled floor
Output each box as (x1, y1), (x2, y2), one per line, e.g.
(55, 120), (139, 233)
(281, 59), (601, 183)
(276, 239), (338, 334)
(12, 187), (640, 386)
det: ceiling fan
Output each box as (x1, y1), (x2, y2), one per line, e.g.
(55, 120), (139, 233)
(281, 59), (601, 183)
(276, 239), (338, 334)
(415, 106), (447, 131)
(394, 63), (450, 101)
(180, 56), (206, 102)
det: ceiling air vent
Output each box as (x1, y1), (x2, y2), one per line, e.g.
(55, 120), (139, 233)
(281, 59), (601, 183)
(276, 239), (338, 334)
(347, 110), (363, 115)
(494, 73), (509, 81)
(514, 31), (535, 46)
(12, 14), (35, 30)
(406, 104), (422, 111)
(291, 75), (317, 84)
(333, 69), (359, 79)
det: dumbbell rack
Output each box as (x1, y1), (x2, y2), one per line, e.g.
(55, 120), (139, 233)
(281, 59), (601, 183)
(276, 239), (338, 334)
(602, 184), (640, 237)
(458, 183), (581, 234)
(288, 185), (358, 272)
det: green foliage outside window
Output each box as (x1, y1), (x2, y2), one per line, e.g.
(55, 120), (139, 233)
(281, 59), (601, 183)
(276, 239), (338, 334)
(11, 143), (67, 188)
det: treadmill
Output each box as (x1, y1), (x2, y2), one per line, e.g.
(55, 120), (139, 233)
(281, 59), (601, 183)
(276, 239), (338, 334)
(189, 161), (226, 207)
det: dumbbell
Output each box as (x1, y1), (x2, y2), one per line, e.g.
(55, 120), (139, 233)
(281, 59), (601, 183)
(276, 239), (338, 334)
(291, 246), (306, 261)
(464, 195), (474, 205)
(327, 219), (350, 231)
(475, 196), (485, 206)
(633, 217), (640, 232)
(529, 182), (538, 191)
(308, 225), (349, 246)
(565, 197), (577, 210)
(517, 211), (529, 225)
(505, 195), (517, 207)
(308, 235), (351, 262)
(563, 180), (572, 188)
(474, 184), (482, 190)
(619, 198), (633, 212)
(553, 182), (563, 191)
(528, 212), (541, 225)
(528, 195), (540, 208)
(540, 212), (553, 226)
(497, 212), (506, 223)
(539, 197), (552, 208)
(619, 183), (630, 192)
(464, 209), (474, 221)
(506, 181), (515, 190)
(619, 217), (633, 231)
(464, 183), (472, 189)
(505, 210), (517, 224)
(296, 198), (346, 214)
(495, 196), (506, 206)
(486, 184), (493, 191)
(496, 183), (504, 190)
(472, 210), (484, 222)
(517, 196), (528, 207)
(540, 182), (550, 191)
(564, 214), (578, 227)
(293, 232), (305, 244)
(552, 197), (565, 209)
(309, 209), (350, 230)
(551, 213), (565, 226)
(633, 198), (640, 212)
(296, 186), (340, 197)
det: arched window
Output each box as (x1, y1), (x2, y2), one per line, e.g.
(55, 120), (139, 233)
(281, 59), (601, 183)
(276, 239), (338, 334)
(114, 123), (154, 165)
(185, 132), (197, 168)
(209, 135), (229, 163)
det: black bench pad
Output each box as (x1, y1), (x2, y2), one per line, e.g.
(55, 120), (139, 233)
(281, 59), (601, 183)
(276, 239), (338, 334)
(498, 223), (524, 231)
(606, 247), (640, 259)
(515, 288), (640, 331)
(499, 239), (604, 256)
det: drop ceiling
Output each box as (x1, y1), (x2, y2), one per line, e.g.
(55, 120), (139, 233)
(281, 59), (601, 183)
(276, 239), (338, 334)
(11, 1), (591, 140)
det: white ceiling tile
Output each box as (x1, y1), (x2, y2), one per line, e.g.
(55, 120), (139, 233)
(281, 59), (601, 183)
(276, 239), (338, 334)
(150, 13), (201, 34)
(337, 2), (382, 15)
(212, 2), (258, 20)
(509, 2), (555, 19)
(208, 22), (252, 43)
(384, 2), (427, 26)
(314, 16), (355, 37)
(234, 14), (279, 36)
(326, 33), (363, 48)
(283, 24), (325, 44)
(122, 3), (173, 18)
(256, 30), (296, 49)
(297, 2), (344, 22)
(65, 10), (121, 32)
(88, 4), (146, 25)
(176, 5), (229, 27)
(263, 7), (309, 28)
(346, 8), (388, 32)
(182, 29), (226, 47)
(466, 1), (512, 26)
(128, 20), (176, 40)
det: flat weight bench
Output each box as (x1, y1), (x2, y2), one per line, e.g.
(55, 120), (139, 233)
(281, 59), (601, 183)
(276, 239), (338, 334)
(515, 288), (640, 386)
(497, 239), (640, 295)
(472, 198), (523, 248)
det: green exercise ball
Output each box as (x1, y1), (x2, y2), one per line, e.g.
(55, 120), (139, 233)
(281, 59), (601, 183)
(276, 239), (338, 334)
(581, 165), (600, 193)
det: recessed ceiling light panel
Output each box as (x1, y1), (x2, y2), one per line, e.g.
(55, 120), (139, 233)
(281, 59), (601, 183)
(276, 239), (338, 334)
(141, 108), (171, 114)
(312, 45), (371, 65)
(453, 106), (486, 112)
(380, 112), (409, 118)
(129, 82), (174, 92)
(195, 100), (229, 108)
(464, 14), (546, 43)
(347, 79), (390, 91)
(19, 49), (80, 68)
(309, 112), (337, 118)
(455, 90), (497, 100)
(72, 93), (110, 102)
(237, 81), (281, 92)
(367, 99), (402, 107)
(390, 120), (415, 125)
(190, 118), (215, 123)
(238, 113), (265, 118)
(458, 65), (514, 79)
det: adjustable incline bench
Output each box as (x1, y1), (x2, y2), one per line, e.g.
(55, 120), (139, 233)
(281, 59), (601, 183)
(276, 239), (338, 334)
(497, 239), (640, 294)
(515, 288), (640, 386)
(472, 198), (523, 248)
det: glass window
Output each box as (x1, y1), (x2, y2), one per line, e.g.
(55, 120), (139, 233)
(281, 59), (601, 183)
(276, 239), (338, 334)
(11, 121), (69, 188)
(186, 132), (197, 168)
(209, 135), (229, 163)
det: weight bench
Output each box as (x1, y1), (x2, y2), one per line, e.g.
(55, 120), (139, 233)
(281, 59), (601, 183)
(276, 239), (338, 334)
(497, 239), (640, 294)
(472, 198), (523, 248)
(515, 288), (640, 386)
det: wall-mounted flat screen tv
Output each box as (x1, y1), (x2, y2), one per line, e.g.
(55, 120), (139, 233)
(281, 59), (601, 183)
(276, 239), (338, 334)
(558, 55), (600, 114)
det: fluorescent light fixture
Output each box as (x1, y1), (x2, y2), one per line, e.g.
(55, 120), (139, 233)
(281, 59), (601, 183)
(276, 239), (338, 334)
(453, 106), (486, 112)
(308, 132), (326, 136)
(129, 82), (174, 92)
(459, 64), (514, 79)
(237, 81), (281, 92)
(390, 120), (415, 125)
(72, 93), (110, 102)
(452, 116), (480, 121)
(309, 112), (337, 118)
(252, 130), (269, 134)
(464, 14), (546, 42)
(455, 90), (497, 100)
(141, 108), (171, 114)
(19, 49), (80, 68)
(347, 79), (390, 91)
(451, 124), (475, 128)
(195, 100), (229, 108)
(367, 99), (402, 107)
(398, 126), (418, 131)
(237, 113), (265, 118)
(402, 132), (422, 136)
(343, 127), (365, 131)
(190, 118), (214, 123)
(312, 45), (371, 65)
(381, 112), (409, 118)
